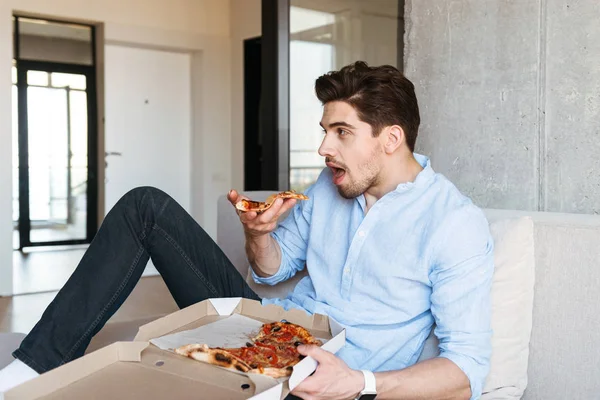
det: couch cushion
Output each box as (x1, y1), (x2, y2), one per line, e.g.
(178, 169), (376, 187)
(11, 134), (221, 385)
(496, 210), (600, 400)
(483, 216), (535, 398)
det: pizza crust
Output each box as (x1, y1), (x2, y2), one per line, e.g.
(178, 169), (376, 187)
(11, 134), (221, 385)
(175, 344), (252, 373)
(249, 366), (294, 378)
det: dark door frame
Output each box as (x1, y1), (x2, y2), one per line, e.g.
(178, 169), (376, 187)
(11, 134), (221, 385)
(14, 16), (99, 249)
(260, 0), (290, 192)
(243, 36), (263, 191)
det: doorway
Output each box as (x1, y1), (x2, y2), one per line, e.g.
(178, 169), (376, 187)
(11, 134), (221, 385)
(103, 45), (192, 214)
(103, 44), (192, 278)
(12, 16), (98, 250)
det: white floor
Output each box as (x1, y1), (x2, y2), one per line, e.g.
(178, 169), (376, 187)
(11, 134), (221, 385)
(12, 247), (159, 295)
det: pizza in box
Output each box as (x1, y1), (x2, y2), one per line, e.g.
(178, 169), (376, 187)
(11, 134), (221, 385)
(175, 321), (321, 378)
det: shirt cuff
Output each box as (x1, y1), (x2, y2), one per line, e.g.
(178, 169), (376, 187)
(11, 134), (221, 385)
(250, 263), (288, 285)
(438, 351), (487, 400)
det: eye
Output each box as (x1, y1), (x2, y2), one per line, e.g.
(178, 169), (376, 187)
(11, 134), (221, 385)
(338, 128), (348, 136)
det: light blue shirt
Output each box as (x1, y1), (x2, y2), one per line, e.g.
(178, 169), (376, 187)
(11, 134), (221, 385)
(254, 154), (494, 399)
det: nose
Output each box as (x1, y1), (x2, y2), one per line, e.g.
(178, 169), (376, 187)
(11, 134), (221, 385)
(318, 134), (336, 158)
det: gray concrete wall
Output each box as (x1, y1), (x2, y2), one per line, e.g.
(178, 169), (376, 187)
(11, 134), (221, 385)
(405, 0), (600, 214)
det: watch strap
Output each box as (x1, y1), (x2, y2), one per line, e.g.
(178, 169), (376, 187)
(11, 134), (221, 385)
(355, 370), (377, 399)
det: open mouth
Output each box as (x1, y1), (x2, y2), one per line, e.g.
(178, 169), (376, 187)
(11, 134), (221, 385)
(331, 167), (346, 185)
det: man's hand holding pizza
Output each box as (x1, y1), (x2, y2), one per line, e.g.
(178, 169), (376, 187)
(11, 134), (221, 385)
(227, 189), (297, 278)
(227, 189), (297, 238)
(292, 345), (364, 400)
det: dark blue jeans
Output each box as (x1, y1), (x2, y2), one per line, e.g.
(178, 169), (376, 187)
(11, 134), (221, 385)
(13, 186), (261, 374)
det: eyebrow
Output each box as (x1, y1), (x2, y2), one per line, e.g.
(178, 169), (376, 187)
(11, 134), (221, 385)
(319, 121), (357, 130)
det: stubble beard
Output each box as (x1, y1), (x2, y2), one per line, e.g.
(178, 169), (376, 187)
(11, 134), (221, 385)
(337, 146), (383, 199)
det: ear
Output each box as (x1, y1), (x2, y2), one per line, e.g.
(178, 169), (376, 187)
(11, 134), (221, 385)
(382, 125), (405, 154)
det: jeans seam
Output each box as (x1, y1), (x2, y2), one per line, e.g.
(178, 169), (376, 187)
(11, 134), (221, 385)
(60, 245), (147, 364)
(153, 224), (220, 297)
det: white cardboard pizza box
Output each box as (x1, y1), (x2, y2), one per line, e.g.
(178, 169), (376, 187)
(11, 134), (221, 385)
(5, 298), (346, 400)
(4, 341), (269, 400)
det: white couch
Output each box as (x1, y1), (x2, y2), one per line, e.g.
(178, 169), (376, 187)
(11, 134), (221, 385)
(217, 192), (600, 400)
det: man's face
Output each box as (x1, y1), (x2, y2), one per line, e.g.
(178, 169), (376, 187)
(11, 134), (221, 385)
(318, 101), (384, 199)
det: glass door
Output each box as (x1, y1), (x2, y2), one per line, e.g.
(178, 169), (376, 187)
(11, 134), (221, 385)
(13, 15), (98, 249)
(15, 62), (97, 248)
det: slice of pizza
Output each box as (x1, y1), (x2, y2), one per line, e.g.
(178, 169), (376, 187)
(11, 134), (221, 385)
(175, 342), (300, 378)
(235, 190), (309, 213)
(174, 321), (322, 378)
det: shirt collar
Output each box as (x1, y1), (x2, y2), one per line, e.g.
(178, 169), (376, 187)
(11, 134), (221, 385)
(356, 153), (435, 209)
(394, 153), (435, 192)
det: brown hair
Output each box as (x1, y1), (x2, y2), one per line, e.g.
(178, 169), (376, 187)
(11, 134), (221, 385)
(315, 61), (420, 152)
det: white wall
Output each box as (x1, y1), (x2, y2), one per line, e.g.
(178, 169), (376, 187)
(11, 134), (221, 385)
(0, 5), (12, 296)
(12, 0), (229, 36)
(0, 0), (232, 295)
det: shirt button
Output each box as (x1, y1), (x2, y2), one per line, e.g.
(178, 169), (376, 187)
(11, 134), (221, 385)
(358, 230), (366, 237)
(343, 267), (350, 275)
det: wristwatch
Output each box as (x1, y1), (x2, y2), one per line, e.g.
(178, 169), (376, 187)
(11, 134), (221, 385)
(355, 370), (377, 400)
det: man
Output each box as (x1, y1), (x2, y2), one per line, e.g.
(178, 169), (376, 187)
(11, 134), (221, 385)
(0, 61), (493, 400)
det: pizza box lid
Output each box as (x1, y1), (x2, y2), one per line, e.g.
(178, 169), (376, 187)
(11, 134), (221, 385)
(6, 298), (346, 400)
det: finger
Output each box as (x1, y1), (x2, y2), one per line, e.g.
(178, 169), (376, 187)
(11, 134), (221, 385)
(258, 198), (284, 223)
(228, 190), (250, 206)
(297, 345), (333, 362)
(239, 211), (258, 224)
(277, 198), (297, 216)
(245, 220), (277, 234)
(227, 189), (239, 204)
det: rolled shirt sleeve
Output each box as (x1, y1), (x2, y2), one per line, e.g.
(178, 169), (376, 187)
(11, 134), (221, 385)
(429, 205), (495, 399)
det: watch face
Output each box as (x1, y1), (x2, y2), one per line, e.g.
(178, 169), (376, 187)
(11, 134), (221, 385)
(359, 395), (377, 400)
